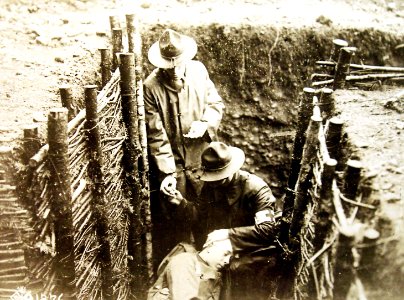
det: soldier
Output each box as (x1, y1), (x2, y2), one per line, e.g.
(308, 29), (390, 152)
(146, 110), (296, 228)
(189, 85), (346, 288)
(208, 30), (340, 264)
(144, 29), (225, 270)
(168, 142), (281, 299)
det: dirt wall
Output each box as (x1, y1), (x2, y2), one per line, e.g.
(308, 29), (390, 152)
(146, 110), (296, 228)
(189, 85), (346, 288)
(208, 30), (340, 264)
(141, 24), (403, 198)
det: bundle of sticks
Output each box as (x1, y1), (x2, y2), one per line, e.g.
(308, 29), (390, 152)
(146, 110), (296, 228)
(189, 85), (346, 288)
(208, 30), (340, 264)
(311, 40), (404, 89)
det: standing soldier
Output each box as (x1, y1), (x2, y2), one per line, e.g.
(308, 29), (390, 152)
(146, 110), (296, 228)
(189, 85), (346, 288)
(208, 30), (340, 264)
(144, 28), (225, 271)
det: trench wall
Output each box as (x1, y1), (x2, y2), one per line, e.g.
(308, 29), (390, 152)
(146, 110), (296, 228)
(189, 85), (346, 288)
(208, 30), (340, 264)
(140, 24), (402, 198)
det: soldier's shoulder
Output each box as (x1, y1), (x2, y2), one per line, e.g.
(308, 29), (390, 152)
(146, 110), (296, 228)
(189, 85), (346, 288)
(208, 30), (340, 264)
(240, 170), (268, 188)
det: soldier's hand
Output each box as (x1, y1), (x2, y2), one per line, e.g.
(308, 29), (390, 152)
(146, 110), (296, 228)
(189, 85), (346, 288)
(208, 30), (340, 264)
(183, 120), (208, 138)
(160, 174), (177, 196)
(167, 190), (184, 206)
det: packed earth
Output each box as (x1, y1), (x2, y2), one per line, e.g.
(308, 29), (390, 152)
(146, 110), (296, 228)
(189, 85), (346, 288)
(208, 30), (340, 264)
(0, 0), (403, 299)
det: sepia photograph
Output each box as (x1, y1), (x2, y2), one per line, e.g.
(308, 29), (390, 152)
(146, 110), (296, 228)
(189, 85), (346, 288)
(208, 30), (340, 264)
(0, 0), (403, 299)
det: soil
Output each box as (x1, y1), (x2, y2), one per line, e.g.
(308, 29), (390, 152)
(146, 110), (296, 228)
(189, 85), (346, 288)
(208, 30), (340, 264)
(0, 0), (403, 299)
(1, 0), (403, 144)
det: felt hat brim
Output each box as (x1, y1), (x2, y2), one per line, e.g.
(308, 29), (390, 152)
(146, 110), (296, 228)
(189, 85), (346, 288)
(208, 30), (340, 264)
(200, 147), (245, 182)
(148, 35), (197, 69)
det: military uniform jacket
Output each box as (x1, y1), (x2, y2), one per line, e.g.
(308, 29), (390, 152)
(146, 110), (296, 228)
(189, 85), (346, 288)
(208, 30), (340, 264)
(180, 170), (278, 253)
(144, 60), (224, 176)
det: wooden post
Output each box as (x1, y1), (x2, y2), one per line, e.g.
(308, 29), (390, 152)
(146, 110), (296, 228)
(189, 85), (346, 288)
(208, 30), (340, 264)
(112, 28), (123, 71)
(47, 108), (76, 299)
(330, 39), (349, 62)
(59, 85), (76, 121)
(23, 124), (41, 164)
(99, 48), (112, 88)
(313, 159), (337, 251)
(84, 85), (113, 299)
(333, 47), (357, 90)
(325, 117), (344, 163)
(359, 228), (380, 281)
(343, 159), (362, 201)
(319, 87), (335, 122)
(119, 53), (145, 294)
(126, 13), (153, 280)
(289, 114), (323, 239)
(109, 15), (120, 34)
(333, 224), (357, 300)
(126, 14), (138, 54)
(283, 87), (317, 227)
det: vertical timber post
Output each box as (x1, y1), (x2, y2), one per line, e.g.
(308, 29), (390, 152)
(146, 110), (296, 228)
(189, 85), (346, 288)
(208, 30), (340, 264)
(343, 159), (362, 201)
(109, 15), (120, 34)
(23, 124), (41, 165)
(282, 87), (317, 238)
(99, 48), (112, 88)
(326, 117), (344, 163)
(112, 28), (123, 71)
(330, 39), (349, 62)
(289, 114), (323, 239)
(278, 114), (323, 300)
(59, 86), (76, 121)
(84, 85), (113, 299)
(119, 53), (145, 296)
(126, 13), (153, 280)
(333, 224), (357, 300)
(48, 108), (76, 299)
(319, 87), (335, 122)
(313, 158), (337, 251)
(333, 47), (357, 90)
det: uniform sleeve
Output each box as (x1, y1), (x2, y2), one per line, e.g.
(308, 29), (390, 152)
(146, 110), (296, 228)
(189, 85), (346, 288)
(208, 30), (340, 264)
(199, 63), (225, 140)
(228, 177), (279, 253)
(144, 81), (176, 175)
(167, 254), (200, 300)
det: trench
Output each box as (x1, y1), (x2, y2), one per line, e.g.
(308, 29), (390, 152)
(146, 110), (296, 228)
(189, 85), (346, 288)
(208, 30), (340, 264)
(138, 24), (404, 299)
(0, 21), (403, 299)
(139, 24), (403, 197)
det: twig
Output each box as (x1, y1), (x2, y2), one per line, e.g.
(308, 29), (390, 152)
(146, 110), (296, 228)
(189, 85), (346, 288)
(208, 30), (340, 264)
(340, 193), (376, 209)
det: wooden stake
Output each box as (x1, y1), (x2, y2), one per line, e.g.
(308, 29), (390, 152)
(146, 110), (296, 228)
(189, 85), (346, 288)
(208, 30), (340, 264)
(288, 87), (318, 198)
(119, 53), (145, 293)
(112, 28), (123, 70)
(359, 228), (380, 280)
(23, 124), (41, 164)
(109, 15), (120, 33)
(283, 87), (317, 225)
(59, 85), (76, 121)
(333, 224), (357, 300)
(99, 48), (112, 88)
(343, 159), (362, 201)
(84, 85), (113, 299)
(314, 159), (337, 251)
(333, 47), (357, 90)
(319, 88), (334, 122)
(47, 108), (76, 299)
(330, 39), (349, 62)
(289, 114), (322, 239)
(126, 13), (153, 281)
(325, 117), (344, 163)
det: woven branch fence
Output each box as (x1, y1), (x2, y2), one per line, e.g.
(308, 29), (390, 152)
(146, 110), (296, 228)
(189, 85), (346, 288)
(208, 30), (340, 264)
(0, 14), (151, 300)
(278, 41), (387, 300)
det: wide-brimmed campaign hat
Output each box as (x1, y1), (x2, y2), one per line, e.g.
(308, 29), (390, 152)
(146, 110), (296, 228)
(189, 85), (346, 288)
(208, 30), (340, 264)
(200, 142), (245, 182)
(148, 29), (197, 69)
